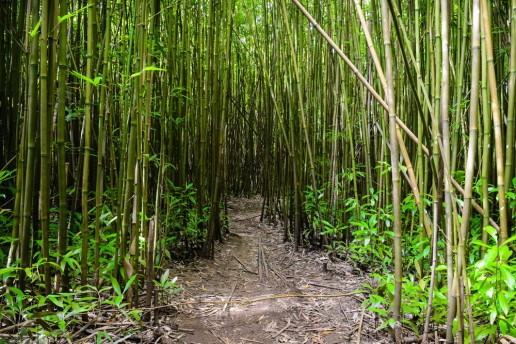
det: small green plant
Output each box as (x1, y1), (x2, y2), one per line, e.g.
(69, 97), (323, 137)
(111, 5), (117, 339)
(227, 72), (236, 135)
(163, 181), (210, 257)
(153, 269), (181, 305)
(470, 229), (516, 341)
(346, 188), (393, 271)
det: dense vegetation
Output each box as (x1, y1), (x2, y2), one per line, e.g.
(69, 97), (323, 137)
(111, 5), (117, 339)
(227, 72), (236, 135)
(1, 0), (516, 342)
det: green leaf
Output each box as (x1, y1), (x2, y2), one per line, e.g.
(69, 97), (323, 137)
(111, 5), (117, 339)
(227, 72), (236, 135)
(115, 295), (124, 307)
(498, 291), (510, 316)
(143, 66), (166, 72)
(483, 226), (498, 243)
(472, 240), (489, 248)
(111, 277), (121, 295)
(128, 309), (141, 321)
(30, 20), (41, 37)
(123, 274), (138, 294)
(500, 265), (516, 290)
(58, 4), (93, 23)
(130, 66), (166, 78)
(502, 235), (516, 246)
(489, 308), (497, 325)
(0, 267), (21, 277)
(500, 319), (508, 335)
(48, 295), (64, 308)
(8, 286), (25, 299)
(367, 307), (388, 317)
(499, 245), (513, 262)
(70, 70), (95, 85)
(160, 269), (170, 285)
(70, 71), (103, 86)
(483, 246), (498, 266)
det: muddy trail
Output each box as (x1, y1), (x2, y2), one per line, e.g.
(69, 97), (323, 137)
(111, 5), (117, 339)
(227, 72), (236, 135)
(157, 198), (388, 344)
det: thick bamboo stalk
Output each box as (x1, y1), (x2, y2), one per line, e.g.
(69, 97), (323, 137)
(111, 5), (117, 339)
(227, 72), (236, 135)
(454, 1), (481, 340)
(505, 0), (516, 219)
(39, 0), (51, 297)
(480, 0), (508, 244)
(55, 0), (69, 292)
(19, 0), (40, 291)
(438, 1), (457, 341)
(81, 0), (95, 288)
(380, 1), (402, 341)
(94, 0), (112, 287)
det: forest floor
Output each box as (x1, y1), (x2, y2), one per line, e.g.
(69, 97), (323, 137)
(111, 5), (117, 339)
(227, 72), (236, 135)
(156, 197), (389, 344)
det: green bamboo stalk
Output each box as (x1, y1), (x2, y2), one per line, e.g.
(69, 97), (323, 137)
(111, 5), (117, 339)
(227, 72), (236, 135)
(141, 0), (156, 270)
(454, 0), (481, 341)
(451, 0), (469, 174)
(380, 1), (402, 341)
(80, 0), (95, 288)
(280, 0), (324, 237)
(436, 1), (458, 341)
(55, 0), (69, 292)
(39, 0), (51, 296)
(19, 0), (40, 291)
(480, 9), (492, 255)
(7, 0), (29, 269)
(505, 0), (516, 214)
(480, 0), (509, 244)
(94, 0), (112, 287)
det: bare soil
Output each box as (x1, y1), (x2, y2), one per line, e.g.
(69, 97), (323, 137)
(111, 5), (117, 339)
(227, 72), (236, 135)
(158, 197), (390, 344)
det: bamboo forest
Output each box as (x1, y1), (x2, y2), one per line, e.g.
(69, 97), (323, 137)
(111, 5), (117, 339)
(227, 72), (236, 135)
(1, 0), (516, 343)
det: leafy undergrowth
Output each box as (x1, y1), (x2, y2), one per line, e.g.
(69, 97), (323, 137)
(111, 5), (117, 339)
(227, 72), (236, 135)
(0, 183), (203, 342)
(0, 266), (181, 343)
(304, 185), (516, 342)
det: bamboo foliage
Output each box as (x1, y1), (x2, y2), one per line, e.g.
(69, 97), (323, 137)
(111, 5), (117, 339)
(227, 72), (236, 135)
(1, 0), (516, 341)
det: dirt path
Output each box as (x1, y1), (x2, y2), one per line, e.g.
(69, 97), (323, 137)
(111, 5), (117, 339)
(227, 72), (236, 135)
(164, 198), (388, 344)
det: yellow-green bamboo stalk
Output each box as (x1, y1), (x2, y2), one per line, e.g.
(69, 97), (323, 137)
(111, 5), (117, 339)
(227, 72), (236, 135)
(480, 0), (508, 244)
(380, 1), (402, 341)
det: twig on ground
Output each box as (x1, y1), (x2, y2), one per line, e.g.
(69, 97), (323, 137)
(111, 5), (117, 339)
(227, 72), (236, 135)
(233, 254), (258, 275)
(258, 237), (269, 282)
(222, 282), (237, 312)
(308, 282), (346, 291)
(272, 319), (291, 338)
(357, 307), (366, 344)
(269, 263), (301, 292)
(232, 215), (261, 222)
(0, 320), (34, 334)
(210, 328), (228, 343)
(177, 328), (195, 334)
(70, 316), (98, 339)
(137, 290), (364, 311)
(240, 337), (263, 343)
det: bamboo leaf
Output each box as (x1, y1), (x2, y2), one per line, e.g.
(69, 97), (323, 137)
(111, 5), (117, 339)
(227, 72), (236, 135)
(143, 66), (166, 72)
(123, 274), (138, 294)
(48, 295), (64, 308)
(160, 269), (170, 285)
(30, 20), (41, 37)
(70, 70), (95, 85)
(58, 4), (93, 23)
(130, 66), (166, 78)
(111, 277), (121, 296)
